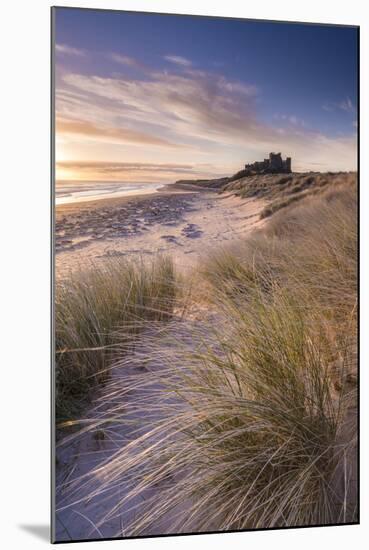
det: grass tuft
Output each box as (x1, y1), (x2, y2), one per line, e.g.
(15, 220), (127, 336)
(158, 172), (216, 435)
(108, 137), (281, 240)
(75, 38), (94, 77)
(55, 255), (176, 422)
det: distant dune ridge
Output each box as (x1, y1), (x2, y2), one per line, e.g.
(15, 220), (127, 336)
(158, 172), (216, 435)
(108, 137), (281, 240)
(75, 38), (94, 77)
(174, 153), (356, 219)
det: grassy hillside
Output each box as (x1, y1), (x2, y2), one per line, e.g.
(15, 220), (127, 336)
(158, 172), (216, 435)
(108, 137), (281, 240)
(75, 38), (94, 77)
(221, 171), (357, 219)
(175, 170), (357, 221)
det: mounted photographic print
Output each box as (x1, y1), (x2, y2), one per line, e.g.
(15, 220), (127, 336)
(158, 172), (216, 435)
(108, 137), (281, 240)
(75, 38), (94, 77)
(51, 6), (359, 543)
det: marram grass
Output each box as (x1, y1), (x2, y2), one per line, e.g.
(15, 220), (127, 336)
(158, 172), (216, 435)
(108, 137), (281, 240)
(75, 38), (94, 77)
(55, 255), (176, 423)
(57, 180), (357, 534)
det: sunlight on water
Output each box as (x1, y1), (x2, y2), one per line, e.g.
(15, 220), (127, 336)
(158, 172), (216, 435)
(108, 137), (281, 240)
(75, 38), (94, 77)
(55, 182), (164, 205)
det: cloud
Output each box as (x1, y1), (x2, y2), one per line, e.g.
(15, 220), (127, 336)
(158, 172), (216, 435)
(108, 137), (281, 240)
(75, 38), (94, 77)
(164, 55), (192, 67)
(61, 69), (263, 148)
(218, 80), (258, 96)
(56, 161), (220, 182)
(322, 97), (355, 113)
(58, 161), (194, 173)
(274, 113), (306, 127)
(339, 98), (355, 112)
(291, 133), (357, 172)
(56, 61), (357, 175)
(56, 116), (184, 148)
(110, 53), (144, 69)
(111, 54), (137, 66)
(55, 43), (85, 56)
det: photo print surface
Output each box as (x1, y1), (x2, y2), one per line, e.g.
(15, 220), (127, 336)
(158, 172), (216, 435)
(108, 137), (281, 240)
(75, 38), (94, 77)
(52, 6), (359, 542)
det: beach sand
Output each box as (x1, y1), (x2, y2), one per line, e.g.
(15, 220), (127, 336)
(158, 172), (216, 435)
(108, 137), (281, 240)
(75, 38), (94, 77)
(55, 184), (266, 279)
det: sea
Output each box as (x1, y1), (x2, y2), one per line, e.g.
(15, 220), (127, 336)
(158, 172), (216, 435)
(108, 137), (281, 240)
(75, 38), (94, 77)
(55, 181), (165, 206)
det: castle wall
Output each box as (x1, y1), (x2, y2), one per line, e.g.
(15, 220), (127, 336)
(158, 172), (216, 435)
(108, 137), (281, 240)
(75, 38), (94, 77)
(245, 152), (291, 174)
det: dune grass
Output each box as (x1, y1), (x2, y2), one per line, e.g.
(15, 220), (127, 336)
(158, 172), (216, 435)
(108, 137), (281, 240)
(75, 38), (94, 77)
(204, 181), (357, 319)
(73, 291), (355, 534)
(55, 255), (176, 423)
(221, 171), (357, 221)
(57, 178), (357, 533)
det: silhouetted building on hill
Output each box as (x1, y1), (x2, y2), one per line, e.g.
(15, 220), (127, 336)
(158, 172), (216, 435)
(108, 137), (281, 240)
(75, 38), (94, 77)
(245, 152), (291, 174)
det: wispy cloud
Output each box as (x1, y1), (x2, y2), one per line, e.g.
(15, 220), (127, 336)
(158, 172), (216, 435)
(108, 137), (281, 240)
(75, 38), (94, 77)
(56, 117), (184, 148)
(322, 97), (355, 113)
(58, 161), (195, 173)
(164, 55), (192, 67)
(340, 98), (354, 112)
(61, 69), (262, 147)
(55, 43), (85, 56)
(56, 58), (357, 176)
(110, 53), (144, 69)
(111, 54), (137, 66)
(56, 160), (220, 182)
(274, 113), (306, 127)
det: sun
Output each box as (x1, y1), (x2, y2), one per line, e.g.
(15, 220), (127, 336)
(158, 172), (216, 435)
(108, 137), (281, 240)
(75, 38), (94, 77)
(55, 136), (68, 163)
(55, 138), (78, 180)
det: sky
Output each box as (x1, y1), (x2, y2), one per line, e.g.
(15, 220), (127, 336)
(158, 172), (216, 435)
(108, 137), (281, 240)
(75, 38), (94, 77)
(54, 7), (358, 183)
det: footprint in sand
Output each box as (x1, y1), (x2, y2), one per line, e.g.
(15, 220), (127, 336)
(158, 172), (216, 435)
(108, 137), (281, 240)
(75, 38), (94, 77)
(181, 223), (203, 238)
(160, 234), (178, 243)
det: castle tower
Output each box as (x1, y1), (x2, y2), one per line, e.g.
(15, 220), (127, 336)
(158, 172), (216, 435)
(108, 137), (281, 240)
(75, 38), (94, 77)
(269, 152), (283, 171)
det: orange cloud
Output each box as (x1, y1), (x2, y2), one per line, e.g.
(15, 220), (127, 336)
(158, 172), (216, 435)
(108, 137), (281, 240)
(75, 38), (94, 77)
(56, 57), (357, 174)
(55, 160), (224, 183)
(56, 117), (184, 148)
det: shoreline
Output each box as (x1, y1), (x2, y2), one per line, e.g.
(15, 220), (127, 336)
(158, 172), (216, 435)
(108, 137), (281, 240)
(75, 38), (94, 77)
(55, 183), (203, 218)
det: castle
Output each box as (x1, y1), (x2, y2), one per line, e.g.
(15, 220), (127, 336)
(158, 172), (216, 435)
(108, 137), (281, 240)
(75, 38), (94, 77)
(245, 152), (291, 174)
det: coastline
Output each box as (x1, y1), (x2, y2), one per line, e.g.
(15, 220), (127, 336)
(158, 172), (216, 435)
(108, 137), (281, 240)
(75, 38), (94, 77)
(55, 183), (201, 217)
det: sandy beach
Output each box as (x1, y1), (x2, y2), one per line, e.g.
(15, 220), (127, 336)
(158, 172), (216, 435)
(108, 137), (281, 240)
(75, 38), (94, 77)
(55, 184), (266, 278)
